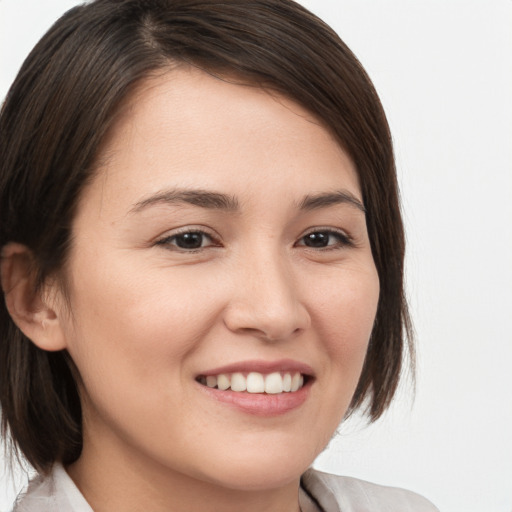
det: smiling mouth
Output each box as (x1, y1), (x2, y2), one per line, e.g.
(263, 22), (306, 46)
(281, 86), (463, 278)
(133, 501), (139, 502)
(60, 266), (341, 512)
(196, 371), (307, 394)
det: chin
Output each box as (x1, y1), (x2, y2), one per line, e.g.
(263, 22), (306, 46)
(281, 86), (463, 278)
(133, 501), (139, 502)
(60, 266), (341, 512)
(194, 443), (316, 492)
(204, 464), (305, 492)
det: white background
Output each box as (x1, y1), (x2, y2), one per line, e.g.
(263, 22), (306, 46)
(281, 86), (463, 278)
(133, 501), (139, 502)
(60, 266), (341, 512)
(1, 1), (511, 511)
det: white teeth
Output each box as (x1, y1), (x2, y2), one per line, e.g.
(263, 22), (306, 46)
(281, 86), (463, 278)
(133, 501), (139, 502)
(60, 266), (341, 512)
(230, 372), (247, 392)
(265, 372), (283, 394)
(206, 375), (217, 388)
(246, 372), (265, 393)
(283, 373), (292, 392)
(201, 371), (306, 394)
(290, 373), (301, 392)
(217, 374), (230, 391)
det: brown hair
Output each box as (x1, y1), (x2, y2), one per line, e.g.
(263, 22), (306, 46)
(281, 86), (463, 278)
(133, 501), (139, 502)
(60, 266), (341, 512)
(0, 0), (412, 472)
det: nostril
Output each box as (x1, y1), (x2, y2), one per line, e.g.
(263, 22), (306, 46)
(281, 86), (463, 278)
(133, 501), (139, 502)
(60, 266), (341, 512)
(223, 301), (310, 343)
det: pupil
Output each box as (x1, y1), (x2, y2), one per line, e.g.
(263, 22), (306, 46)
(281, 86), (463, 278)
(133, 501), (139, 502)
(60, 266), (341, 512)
(176, 233), (203, 249)
(305, 232), (328, 247)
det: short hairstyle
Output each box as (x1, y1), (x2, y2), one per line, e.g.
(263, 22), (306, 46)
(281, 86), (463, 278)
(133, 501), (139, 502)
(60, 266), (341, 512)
(0, 0), (412, 472)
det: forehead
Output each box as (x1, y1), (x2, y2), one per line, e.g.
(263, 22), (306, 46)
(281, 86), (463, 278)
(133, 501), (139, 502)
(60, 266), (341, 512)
(81, 67), (361, 218)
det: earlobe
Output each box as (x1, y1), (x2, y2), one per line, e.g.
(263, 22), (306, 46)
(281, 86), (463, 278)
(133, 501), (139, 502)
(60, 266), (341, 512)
(1, 242), (68, 351)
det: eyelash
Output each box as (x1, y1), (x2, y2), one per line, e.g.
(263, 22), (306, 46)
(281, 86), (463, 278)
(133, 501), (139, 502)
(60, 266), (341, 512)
(155, 228), (220, 252)
(155, 228), (353, 252)
(295, 229), (354, 250)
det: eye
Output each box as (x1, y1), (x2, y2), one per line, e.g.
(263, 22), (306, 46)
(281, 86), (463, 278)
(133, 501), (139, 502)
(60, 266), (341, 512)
(156, 230), (218, 251)
(296, 229), (352, 249)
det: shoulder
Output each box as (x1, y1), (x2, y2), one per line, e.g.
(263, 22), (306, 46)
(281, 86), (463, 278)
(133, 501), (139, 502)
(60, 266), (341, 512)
(301, 468), (439, 512)
(12, 464), (92, 512)
(11, 471), (56, 512)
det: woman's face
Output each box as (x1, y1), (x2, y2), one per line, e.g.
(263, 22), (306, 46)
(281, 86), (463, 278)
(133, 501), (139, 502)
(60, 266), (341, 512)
(57, 68), (379, 492)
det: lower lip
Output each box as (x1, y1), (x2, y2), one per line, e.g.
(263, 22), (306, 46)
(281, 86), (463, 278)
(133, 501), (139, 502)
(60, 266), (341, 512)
(197, 380), (312, 417)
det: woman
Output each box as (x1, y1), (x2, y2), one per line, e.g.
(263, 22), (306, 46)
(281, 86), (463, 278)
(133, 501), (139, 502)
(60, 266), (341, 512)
(0, 1), (438, 510)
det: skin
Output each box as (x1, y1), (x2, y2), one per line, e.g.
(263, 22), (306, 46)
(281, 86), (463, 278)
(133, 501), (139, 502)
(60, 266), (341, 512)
(10, 68), (380, 511)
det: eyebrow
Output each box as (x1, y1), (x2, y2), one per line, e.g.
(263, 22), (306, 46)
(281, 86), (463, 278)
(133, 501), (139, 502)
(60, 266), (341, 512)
(130, 189), (239, 213)
(130, 188), (365, 215)
(298, 190), (366, 213)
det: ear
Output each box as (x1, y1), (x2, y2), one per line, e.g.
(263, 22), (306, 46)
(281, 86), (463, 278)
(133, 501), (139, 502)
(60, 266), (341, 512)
(1, 242), (68, 351)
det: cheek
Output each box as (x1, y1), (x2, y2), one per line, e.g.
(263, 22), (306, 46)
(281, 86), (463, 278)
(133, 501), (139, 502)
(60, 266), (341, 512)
(296, 264), (379, 453)
(309, 264), (380, 392)
(313, 265), (379, 347)
(61, 259), (225, 392)
(59, 266), (229, 450)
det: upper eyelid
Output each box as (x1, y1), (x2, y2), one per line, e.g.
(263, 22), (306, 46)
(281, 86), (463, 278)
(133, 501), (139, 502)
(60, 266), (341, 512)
(154, 230), (221, 253)
(301, 226), (348, 235)
(299, 227), (352, 240)
(295, 228), (354, 248)
(155, 226), (219, 242)
(153, 226), (353, 246)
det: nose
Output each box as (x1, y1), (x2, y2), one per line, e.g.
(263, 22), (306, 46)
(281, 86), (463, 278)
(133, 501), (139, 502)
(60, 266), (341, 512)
(223, 249), (311, 342)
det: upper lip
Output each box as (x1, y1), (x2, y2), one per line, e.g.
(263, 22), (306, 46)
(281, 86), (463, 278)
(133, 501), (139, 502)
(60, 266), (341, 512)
(198, 359), (314, 377)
